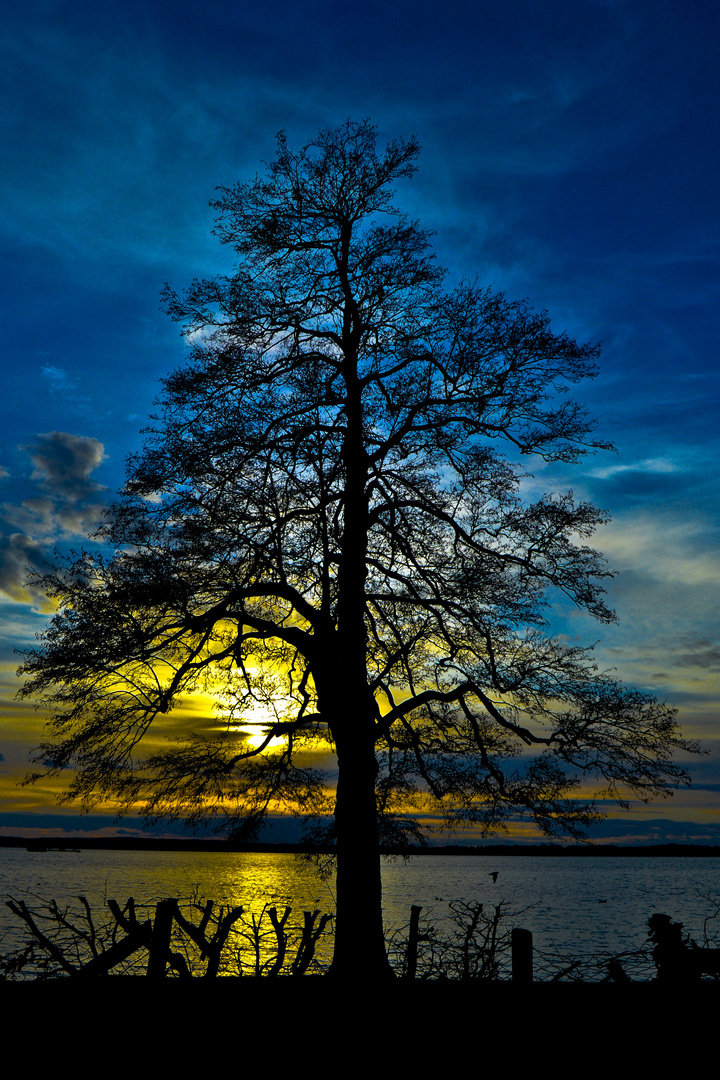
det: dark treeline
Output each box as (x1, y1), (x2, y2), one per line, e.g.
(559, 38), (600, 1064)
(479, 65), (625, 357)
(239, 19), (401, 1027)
(2, 836), (719, 856)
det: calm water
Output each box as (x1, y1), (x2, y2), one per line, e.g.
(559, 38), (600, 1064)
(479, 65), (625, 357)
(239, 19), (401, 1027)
(2, 848), (718, 977)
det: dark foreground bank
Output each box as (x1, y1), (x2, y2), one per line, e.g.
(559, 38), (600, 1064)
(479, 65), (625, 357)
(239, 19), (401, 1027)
(3, 977), (716, 1069)
(4, 975), (718, 1022)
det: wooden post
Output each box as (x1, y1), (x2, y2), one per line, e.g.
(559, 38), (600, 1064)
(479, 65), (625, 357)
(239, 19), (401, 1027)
(512, 927), (533, 984)
(406, 905), (422, 980)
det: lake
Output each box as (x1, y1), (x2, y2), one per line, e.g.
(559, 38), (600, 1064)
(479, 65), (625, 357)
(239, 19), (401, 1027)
(2, 848), (718, 979)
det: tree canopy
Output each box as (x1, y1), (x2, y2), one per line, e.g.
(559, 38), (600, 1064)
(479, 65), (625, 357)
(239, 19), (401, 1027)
(18, 120), (699, 977)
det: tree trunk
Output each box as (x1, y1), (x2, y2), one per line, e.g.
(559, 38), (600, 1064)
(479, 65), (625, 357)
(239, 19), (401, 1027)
(330, 730), (394, 980)
(325, 292), (392, 979)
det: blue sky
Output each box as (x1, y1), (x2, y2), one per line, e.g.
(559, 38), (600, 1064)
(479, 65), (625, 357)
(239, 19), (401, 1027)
(1, 0), (718, 841)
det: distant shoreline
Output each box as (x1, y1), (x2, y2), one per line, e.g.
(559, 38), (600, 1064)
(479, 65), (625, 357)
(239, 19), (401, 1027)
(2, 836), (719, 856)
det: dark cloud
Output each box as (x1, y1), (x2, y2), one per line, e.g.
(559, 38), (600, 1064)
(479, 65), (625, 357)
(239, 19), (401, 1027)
(0, 533), (50, 601)
(3, 496), (107, 540)
(584, 817), (720, 845)
(586, 469), (684, 505)
(669, 637), (720, 673)
(23, 431), (106, 500)
(0, 432), (108, 601)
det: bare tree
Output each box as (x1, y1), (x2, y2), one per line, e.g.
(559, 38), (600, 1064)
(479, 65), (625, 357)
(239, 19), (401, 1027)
(18, 120), (699, 979)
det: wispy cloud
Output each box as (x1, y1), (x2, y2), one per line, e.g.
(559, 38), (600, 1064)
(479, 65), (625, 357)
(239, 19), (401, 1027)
(597, 512), (720, 588)
(589, 458), (681, 481)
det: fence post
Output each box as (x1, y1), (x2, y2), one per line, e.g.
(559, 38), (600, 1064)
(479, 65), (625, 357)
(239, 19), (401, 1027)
(406, 905), (423, 980)
(512, 927), (533, 984)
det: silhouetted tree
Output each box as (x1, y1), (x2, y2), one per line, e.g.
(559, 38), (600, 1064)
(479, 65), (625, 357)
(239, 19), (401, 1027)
(19, 121), (698, 979)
